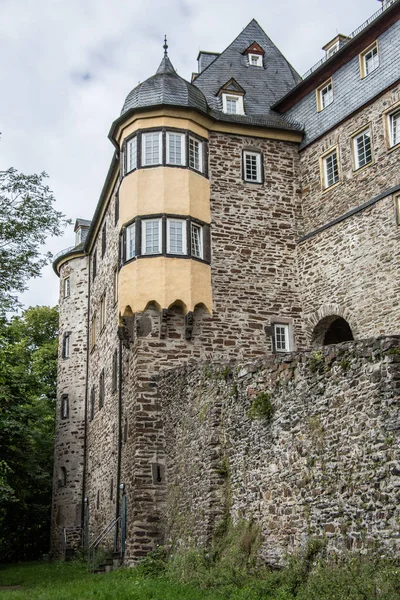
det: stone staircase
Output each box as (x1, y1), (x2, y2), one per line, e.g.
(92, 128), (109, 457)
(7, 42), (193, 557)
(94, 551), (123, 574)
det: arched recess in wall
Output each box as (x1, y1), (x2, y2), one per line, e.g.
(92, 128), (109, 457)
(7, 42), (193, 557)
(312, 315), (354, 346)
(305, 305), (357, 347)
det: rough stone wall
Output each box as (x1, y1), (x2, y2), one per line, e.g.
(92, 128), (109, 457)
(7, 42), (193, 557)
(51, 255), (88, 555)
(160, 337), (400, 566)
(298, 83), (400, 342)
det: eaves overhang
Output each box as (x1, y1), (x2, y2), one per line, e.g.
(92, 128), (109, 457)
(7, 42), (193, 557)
(53, 244), (86, 277)
(273, 0), (400, 113)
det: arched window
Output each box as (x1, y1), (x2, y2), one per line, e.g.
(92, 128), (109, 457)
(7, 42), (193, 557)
(58, 466), (67, 488)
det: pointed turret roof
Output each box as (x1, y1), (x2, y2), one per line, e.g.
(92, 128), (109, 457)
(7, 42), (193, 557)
(193, 19), (302, 129)
(121, 46), (207, 116)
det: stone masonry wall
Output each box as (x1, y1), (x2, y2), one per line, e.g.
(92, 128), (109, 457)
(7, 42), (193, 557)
(51, 255), (88, 555)
(160, 337), (400, 566)
(298, 82), (400, 342)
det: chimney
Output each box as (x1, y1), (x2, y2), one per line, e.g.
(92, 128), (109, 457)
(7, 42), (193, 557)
(197, 51), (220, 74)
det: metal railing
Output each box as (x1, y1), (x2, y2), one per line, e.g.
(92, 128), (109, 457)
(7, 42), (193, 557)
(87, 516), (121, 572)
(60, 526), (83, 559)
(53, 246), (76, 262)
(302, 0), (399, 79)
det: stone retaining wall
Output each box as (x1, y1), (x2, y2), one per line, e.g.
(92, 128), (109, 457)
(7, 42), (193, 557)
(160, 336), (400, 565)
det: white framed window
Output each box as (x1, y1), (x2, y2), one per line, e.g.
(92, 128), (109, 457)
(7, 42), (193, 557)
(63, 277), (70, 298)
(126, 223), (136, 260)
(274, 324), (290, 352)
(352, 128), (372, 170)
(249, 53), (262, 67)
(243, 151), (262, 182)
(142, 131), (162, 166)
(360, 42), (379, 78)
(321, 148), (339, 189)
(189, 137), (203, 172)
(388, 108), (400, 148)
(62, 333), (70, 359)
(100, 294), (106, 331)
(191, 223), (203, 259)
(222, 94), (245, 115)
(126, 136), (137, 173)
(166, 132), (186, 166)
(142, 219), (162, 255)
(326, 42), (339, 58)
(316, 79), (333, 111)
(167, 219), (187, 255)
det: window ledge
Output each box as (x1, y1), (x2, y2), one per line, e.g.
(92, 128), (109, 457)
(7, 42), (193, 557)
(321, 181), (341, 194)
(387, 142), (400, 155)
(352, 160), (375, 175)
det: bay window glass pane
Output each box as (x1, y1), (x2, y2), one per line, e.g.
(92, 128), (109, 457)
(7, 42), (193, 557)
(143, 220), (161, 254)
(126, 224), (135, 260)
(189, 137), (202, 171)
(168, 219), (186, 254)
(191, 224), (202, 258)
(127, 137), (137, 172)
(142, 132), (161, 166)
(167, 133), (185, 165)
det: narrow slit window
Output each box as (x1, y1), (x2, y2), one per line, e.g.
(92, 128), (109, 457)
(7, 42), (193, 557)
(63, 277), (70, 299)
(90, 387), (95, 421)
(99, 369), (105, 409)
(61, 394), (69, 419)
(62, 333), (70, 359)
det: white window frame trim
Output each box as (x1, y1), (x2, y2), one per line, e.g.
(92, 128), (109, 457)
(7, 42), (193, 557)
(167, 218), (187, 255)
(126, 136), (138, 173)
(321, 147), (340, 190)
(352, 127), (373, 171)
(243, 151), (262, 183)
(166, 131), (186, 166)
(63, 276), (70, 299)
(190, 223), (203, 259)
(388, 108), (400, 148)
(248, 53), (262, 67)
(360, 41), (379, 79)
(222, 93), (245, 115)
(141, 218), (163, 255)
(126, 222), (136, 260)
(141, 131), (163, 166)
(273, 323), (291, 353)
(188, 136), (203, 172)
(316, 79), (333, 112)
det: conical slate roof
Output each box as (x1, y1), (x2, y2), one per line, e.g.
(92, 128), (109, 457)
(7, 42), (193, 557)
(121, 54), (208, 116)
(193, 19), (302, 130)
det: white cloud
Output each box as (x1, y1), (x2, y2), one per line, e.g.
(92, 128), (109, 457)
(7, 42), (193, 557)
(0, 0), (380, 309)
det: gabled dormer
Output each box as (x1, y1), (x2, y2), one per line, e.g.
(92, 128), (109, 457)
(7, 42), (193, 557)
(217, 78), (246, 115)
(243, 41), (265, 67)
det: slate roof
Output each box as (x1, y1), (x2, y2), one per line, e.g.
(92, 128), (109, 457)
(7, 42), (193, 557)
(74, 218), (91, 230)
(193, 19), (303, 131)
(121, 55), (208, 116)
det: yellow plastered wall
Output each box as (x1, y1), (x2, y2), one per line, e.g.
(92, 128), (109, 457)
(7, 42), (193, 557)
(118, 257), (212, 315)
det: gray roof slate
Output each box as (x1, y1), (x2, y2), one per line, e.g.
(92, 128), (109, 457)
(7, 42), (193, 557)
(121, 56), (208, 116)
(193, 19), (303, 131)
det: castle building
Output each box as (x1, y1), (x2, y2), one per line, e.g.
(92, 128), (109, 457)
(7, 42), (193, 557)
(52, 0), (400, 565)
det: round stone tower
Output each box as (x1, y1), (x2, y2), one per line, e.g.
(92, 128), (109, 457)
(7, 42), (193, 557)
(51, 220), (90, 556)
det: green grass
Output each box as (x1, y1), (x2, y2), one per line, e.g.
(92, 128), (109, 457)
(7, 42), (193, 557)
(0, 551), (399, 600)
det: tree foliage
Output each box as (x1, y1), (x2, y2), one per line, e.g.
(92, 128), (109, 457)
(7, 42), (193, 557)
(0, 167), (70, 313)
(0, 305), (58, 561)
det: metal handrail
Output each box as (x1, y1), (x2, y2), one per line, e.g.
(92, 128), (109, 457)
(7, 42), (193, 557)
(302, 0), (398, 79)
(88, 516), (121, 572)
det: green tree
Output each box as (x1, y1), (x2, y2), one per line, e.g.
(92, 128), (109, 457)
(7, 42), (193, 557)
(0, 167), (70, 313)
(0, 305), (58, 561)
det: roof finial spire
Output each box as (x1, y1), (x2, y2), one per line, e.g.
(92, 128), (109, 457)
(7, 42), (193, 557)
(163, 35), (168, 57)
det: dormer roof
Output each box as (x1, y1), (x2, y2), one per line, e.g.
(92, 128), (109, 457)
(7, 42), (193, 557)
(217, 78), (246, 96)
(244, 41), (265, 56)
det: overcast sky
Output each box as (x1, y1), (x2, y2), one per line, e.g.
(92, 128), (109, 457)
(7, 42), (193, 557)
(1, 0), (382, 310)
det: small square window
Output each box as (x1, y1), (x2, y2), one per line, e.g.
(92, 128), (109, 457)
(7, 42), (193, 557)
(63, 277), (70, 299)
(191, 224), (203, 259)
(388, 108), (400, 148)
(142, 132), (162, 166)
(243, 151), (262, 183)
(222, 94), (244, 115)
(352, 128), (373, 170)
(274, 324), (290, 352)
(321, 148), (339, 189)
(188, 137), (203, 172)
(249, 53), (262, 67)
(316, 79), (333, 111)
(126, 136), (137, 172)
(167, 219), (187, 255)
(126, 223), (136, 261)
(360, 42), (379, 78)
(142, 219), (162, 255)
(166, 132), (186, 166)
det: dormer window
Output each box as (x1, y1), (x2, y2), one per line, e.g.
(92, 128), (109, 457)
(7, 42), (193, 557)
(222, 94), (244, 115)
(316, 78), (333, 112)
(326, 42), (339, 58)
(249, 54), (262, 67)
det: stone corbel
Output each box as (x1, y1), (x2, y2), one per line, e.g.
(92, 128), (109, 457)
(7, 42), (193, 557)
(159, 309), (168, 339)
